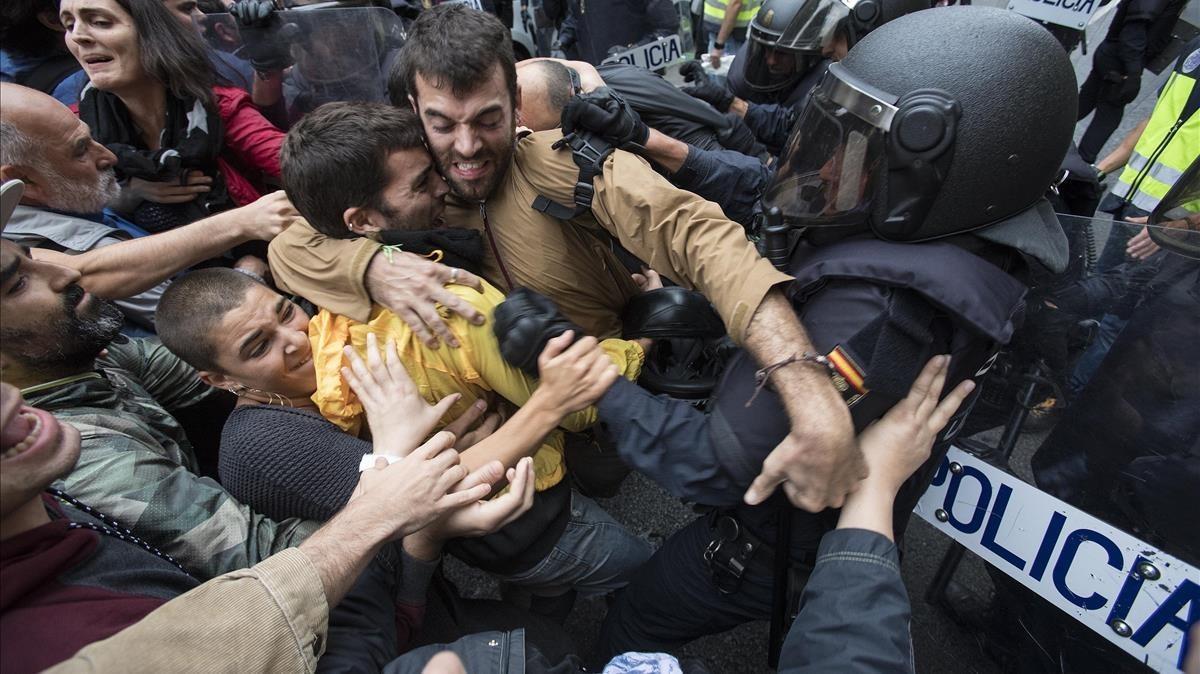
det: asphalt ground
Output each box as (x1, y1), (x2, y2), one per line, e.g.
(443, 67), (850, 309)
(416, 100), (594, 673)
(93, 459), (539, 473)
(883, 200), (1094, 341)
(442, 6), (1191, 670)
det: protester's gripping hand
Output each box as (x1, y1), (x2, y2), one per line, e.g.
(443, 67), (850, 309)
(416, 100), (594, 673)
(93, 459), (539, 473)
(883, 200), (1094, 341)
(364, 250), (485, 349)
(351, 432), (491, 541)
(560, 87), (649, 150)
(342, 332), (461, 456)
(535, 331), (621, 415)
(744, 380), (865, 511)
(856, 355), (975, 492)
(421, 456), (537, 541)
(230, 0), (294, 73)
(234, 190), (304, 241)
(127, 171), (211, 204)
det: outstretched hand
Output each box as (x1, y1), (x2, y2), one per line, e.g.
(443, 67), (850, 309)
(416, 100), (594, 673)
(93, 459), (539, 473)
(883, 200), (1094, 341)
(350, 431), (491, 542)
(857, 355), (975, 492)
(342, 332), (460, 456)
(836, 355), (976, 540)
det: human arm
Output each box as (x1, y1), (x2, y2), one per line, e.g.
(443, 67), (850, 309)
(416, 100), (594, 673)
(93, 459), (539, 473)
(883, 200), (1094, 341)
(1096, 118), (1149, 177)
(742, 101), (796, 155)
(267, 219), (485, 347)
(778, 356), (974, 673)
(709, 0), (744, 68)
(456, 331), (621, 474)
(32, 191), (299, 299)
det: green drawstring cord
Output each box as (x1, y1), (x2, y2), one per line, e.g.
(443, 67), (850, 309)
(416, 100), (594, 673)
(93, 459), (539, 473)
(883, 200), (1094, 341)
(379, 243), (403, 264)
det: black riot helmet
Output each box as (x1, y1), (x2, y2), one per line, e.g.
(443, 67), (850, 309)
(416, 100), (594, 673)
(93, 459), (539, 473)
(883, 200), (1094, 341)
(758, 0), (927, 58)
(743, 0), (822, 94)
(762, 7), (1077, 272)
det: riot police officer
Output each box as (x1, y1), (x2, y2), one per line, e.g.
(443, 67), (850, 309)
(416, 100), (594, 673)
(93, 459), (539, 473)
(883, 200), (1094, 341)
(501, 6), (1080, 660)
(680, 0), (926, 153)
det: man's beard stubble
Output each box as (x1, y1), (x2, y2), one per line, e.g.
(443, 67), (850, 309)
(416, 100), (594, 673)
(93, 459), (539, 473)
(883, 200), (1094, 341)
(42, 166), (121, 215)
(436, 133), (515, 203)
(1, 285), (125, 378)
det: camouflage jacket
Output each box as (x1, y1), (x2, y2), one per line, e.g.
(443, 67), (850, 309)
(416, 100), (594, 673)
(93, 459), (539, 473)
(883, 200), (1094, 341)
(23, 336), (319, 580)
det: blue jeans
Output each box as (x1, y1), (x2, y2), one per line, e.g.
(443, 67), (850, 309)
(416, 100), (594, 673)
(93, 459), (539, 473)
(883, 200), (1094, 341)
(498, 490), (653, 599)
(1066, 313), (1127, 398)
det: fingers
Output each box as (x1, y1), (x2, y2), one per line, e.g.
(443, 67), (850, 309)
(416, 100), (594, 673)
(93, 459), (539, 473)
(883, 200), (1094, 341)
(413, 430), (457, 461)
(458, 412), (501, 450)
(537, 330), (575, 370)
(438, 265), (484, 293)
(410, 299), (456, 349)
(457, 460), (505, 492)
(439, 482), (493, 509)
(900, 355), (948, 416)
(432, 287), (486, 327)
(344, 345), (381, 399)
(428, 393), (461, 426)
(395, 306), (438, 348)
(443, 399), (488, 438)
(927, 379), (976, 434)
(744, 458), (785, 505)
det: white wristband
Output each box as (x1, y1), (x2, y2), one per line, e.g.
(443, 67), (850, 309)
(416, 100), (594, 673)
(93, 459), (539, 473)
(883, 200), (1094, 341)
(359, 454), (402, 472)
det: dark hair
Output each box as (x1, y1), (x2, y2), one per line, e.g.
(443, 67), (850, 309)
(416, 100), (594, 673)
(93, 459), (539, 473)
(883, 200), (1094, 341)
(156, 267), (265, 373)
(390, 4), (516, 107)
(280, 102), (427, 239)
(532, 60), (575, 114)
(109, 0), (215, 104)
(0, 0), (62, 59)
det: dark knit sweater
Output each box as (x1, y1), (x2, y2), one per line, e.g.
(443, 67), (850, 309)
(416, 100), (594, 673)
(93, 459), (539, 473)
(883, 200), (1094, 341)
(219, 404), (569, 575)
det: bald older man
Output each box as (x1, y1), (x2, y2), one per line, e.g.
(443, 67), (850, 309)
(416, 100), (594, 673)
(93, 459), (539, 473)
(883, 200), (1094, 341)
(515, 58), (768, 226)
(0, 83), (293, 330)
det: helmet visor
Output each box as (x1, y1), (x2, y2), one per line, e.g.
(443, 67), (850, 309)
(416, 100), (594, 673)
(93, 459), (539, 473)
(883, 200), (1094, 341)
(774, 0), (850, 52)
(763, 70), (891, 229)
(742, 39), (813, 93)
(1147, 158), (1200, 260)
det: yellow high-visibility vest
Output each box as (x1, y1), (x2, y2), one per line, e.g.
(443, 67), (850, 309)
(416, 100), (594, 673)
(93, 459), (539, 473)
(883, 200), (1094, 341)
(1113, 51), (1199, 213)
(703, 0), (761, 29)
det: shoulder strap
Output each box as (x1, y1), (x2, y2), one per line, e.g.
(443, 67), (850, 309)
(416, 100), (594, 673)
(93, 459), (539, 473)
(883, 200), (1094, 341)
(531, 131), (616, 220)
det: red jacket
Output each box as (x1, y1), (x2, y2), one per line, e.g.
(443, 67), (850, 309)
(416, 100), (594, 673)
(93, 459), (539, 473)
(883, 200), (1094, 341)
(213, 85), (283, 206)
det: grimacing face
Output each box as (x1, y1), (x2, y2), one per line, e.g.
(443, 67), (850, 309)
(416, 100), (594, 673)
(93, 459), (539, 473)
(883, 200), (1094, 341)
(201, 282), (318, 402)
(370, 147), (452, 232)
(0, 383), (82, 526)
(411, 64), (516, 202)
(60, 0), (148, 93)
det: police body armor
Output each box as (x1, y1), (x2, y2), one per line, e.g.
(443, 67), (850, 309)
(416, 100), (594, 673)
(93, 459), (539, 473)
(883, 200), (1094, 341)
(705, 235), (1026, 541)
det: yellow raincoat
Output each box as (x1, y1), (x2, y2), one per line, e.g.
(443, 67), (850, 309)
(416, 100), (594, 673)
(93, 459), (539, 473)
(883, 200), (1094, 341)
(309, 280), (644, 492)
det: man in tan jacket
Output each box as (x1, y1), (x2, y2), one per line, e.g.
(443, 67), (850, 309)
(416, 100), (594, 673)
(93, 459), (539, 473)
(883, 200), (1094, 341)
(268, 4), (860, 512)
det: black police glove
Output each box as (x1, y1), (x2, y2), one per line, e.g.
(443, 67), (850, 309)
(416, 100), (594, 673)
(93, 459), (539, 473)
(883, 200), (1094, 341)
(678, 59), (709, 85)
(492, 288), (583, 378)
(230, 0), (294, 73)
(681, 79), (733, 113)
(560, 87), (650, 150)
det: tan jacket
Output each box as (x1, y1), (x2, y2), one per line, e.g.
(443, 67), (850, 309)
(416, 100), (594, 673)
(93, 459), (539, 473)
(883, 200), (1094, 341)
(269, 130), (789, 343)
(46, 548), (328, 673)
